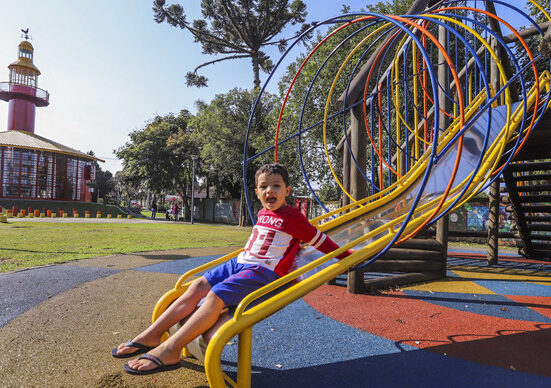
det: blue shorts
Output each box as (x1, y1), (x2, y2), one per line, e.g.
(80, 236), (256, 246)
(204, 258), (280, 307)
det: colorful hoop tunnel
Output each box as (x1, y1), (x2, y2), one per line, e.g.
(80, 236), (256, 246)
(242, 0), (551, 267)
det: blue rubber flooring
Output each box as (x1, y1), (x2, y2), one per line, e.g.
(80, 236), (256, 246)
(0, 265), (120, 328)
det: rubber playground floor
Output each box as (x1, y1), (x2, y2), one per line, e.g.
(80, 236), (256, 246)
(0, 245), (550, 388)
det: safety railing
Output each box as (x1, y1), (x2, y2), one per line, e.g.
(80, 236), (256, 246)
(0, 81), (49, 102)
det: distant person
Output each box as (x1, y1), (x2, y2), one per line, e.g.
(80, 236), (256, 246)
(165, 208), (171, 221)
(112, 163), (354, 375)
(172, 203), (179, 221)
(151, 201), (157, 220)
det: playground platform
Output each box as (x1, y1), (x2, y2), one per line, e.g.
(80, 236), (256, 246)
(0, 246), (549, 387)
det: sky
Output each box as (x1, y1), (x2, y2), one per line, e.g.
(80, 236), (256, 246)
(0, 1), (537, 174)
(0, 0), (373, 173)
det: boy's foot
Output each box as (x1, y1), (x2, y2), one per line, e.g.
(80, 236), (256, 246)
(186, 335), (207, 362)
(112, 339), (157, 358)
(123, 354), (182, 375)
(125, 345), (182, 374)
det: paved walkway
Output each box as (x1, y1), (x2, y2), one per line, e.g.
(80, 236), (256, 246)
(0, 247), (550, 387)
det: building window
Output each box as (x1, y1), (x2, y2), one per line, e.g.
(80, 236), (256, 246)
(37, 151), (52, 199)
(1, 147), (20, 197)
(20, 150), (36, 197)
(54, 154), (68, 200)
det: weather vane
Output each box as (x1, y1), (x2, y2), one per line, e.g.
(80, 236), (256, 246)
(20, 28), (31, 40)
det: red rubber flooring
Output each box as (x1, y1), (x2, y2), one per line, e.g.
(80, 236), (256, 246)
(303, 253), (551, 378)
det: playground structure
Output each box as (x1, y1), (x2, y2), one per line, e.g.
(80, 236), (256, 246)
(153, 1), (551, 386)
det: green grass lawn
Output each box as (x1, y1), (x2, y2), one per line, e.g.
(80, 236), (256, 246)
(141, 209), (164, 220)
(0, 221), (250, 273)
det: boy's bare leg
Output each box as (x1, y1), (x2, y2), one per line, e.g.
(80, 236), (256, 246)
(114, 277), (211, 356)
(203, 310), (231, 344)
(127, 291), (225, 371)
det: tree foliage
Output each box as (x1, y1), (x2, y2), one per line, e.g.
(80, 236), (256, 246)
(86, 151), (117, 204)
(191, 88), (277, 199)
(115, 110), (198, 210)
(527, 0), (550, 24)
(153, 0), (309, 89)
(113, 170), (140, 206)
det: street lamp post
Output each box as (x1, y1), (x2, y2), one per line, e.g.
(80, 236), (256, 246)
(191, 155), (198, 224)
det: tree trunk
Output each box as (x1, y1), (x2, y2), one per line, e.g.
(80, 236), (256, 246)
(252, 53), (260, 90)
(206, 172), (210, 199)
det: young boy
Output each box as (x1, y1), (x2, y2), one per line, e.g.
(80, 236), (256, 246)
(113, 163), (352, 375)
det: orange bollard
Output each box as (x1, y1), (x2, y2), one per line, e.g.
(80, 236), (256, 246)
(34, 209), (39, 217)
(46, 210), (52, 217)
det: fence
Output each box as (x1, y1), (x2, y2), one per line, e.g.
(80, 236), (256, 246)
(188, 198), (241, 224)
(189, 198), (518, 238)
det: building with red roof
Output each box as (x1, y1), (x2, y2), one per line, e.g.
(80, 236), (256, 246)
(0, 35), (101, 201)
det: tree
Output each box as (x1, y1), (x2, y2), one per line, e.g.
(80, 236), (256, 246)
(86, 151), (116, 203)
(95, 169), (116, 204)
(113, 170), (139, 206)
(191, 88), (276, 199)
(115, 110), (199, 215)
(152, 0), (309, 89)
(527, 0), (550, 24)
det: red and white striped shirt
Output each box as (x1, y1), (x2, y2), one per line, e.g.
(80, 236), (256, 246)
(237, 205), (350, 276)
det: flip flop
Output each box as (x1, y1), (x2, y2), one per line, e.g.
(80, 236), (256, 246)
(112, 339), (155, 358)
(123, 354), (183, 375)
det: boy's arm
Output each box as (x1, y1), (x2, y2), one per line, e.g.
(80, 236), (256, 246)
(289, 212), (353, 260)
(312, 231), (354, 260)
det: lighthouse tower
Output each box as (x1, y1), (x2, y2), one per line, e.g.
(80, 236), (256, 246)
(0, 34), (49, 133)
(0, 32), (102, 202)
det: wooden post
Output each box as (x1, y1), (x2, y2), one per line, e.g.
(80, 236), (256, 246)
(487, 179), (500, 265)
(347, 104), (367, 294)
(349, 104), (367, 202)
(343, 142), (351, 208)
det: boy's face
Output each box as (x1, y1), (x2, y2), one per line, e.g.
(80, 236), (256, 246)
(255, 172), (291, 211)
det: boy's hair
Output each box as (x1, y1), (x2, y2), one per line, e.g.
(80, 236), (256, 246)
(255, 163), (289, 186)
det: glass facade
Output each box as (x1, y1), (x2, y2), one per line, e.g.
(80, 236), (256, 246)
(0, 146), (94, 201)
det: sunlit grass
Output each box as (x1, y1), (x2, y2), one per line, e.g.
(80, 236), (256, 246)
(0, 221), (250, 272)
